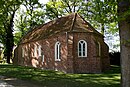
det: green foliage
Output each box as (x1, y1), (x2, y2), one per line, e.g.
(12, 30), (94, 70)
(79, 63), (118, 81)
(0, 64), (120, 87)
(107, 22), (118, 34)
(45, 0), (87, 19)
(45, 1), (63, 19)
(0, 0), (119, 62)
(86, 0), (117, 35)
(14, 0), (45, 44)
(45, 0), (118, 36)
(0, 0), (22, 63)
(13, 0), (118, 45)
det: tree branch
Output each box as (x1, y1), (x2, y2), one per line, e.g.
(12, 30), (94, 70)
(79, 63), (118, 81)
(63, 0), (72, 12)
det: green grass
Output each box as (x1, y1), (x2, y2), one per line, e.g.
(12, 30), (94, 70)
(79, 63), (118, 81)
(0, 64), (120, 87)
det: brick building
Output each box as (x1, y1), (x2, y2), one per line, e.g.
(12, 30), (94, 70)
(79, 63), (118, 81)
(14, 13), (110, 73)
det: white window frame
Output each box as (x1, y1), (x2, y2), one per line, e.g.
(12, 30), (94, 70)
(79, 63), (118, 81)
(55, 41), (61, 61)
(38, 45), (42, 57)
(98, 42), (101, 56)
(22, 47), (25, 57)
(25, 46), (28, 56)
(34, 45), (37, 57)
(42, 55), (44, 62)
(78, 40), (87, 57)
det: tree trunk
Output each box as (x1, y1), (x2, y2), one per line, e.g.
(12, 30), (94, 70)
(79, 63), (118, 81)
(6, 29), (14, 64)
(118, 1), (130, 87)
(101, 23), (104, 35)
(5, 11), (15, 64)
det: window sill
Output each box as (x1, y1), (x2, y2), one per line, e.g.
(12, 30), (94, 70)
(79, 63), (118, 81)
(55, 59), (61, 61)
(93, 56), (101, 57)
(78, 56), (87, 58)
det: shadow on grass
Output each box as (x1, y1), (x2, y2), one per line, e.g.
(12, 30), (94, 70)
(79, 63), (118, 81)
(104, 65), (121, 74)
(0, 64), (120, 87)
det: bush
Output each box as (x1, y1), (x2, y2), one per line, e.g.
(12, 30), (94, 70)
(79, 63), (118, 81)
(109, 52), (120, 66)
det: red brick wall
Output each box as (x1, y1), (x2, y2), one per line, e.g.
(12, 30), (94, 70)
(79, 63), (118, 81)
(101, 43), (110, 71)
(14, 32), (109, 73)
(66, 33), (74, 73)
(92, 34), (110, 72)
(69, 32), (103, 73)
(15, 33), (68, 73)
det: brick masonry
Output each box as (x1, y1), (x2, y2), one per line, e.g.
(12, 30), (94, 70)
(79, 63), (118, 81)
(14, 32), (110, 73)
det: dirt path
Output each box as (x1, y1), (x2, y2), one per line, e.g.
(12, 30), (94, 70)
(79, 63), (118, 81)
(0, 76), (42, 87)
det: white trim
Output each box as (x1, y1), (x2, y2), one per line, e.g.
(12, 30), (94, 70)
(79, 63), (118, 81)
(42, 55), (44, 62)
(25, 46), (28, 56)
(22, 48), (25, 57)
(38, 45), (42, 57)
(78, 40), (87, 57)
(55, 41), (61, 61)
(98, 42), (101, 56)
(34, 45), (37, 57)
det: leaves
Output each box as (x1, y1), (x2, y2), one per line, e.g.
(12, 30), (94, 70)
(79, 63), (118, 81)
(0, 0), (22, 63)
(14, 0), (45, 44)
(0, 0), (119, 62)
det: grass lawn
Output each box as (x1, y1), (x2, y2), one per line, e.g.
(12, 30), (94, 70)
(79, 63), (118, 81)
(0, 64), (120, 87)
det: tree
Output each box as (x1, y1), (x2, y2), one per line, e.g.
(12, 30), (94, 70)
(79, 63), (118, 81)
(14, 0), (45, 44)
(118, 0), (130, 87)
(45, 0), (88, 19)
(44, 0), (119, 51)
(0, 0), (22, 63)
(45, 0), (117, 36)
(22, 0), (43, 29)
(87, 0), (117, 35)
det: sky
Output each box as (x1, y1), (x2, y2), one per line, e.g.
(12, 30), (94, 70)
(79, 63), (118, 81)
(39, 0), (49, 4)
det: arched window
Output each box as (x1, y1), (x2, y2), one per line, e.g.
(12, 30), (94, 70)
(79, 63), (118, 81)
(55, 41), (61, 61)
(95, 41), (101, 56)
(22, 47), (25, 57)
(38, 45), (42, 57)
(97, 42), (101, 56)
(78, 40), (87, 57)
(34, 45), (37, 57)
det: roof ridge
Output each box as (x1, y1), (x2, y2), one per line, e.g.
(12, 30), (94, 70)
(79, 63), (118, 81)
(70, 13), (77, 31)
(20, 13), (103, 44)
(76, 13), (103, 36)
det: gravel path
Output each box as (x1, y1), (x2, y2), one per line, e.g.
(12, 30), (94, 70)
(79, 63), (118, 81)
(0, 76), (42, 87)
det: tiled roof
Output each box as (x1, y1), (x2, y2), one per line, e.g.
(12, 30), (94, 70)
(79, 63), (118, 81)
(20, 13), (102, 44)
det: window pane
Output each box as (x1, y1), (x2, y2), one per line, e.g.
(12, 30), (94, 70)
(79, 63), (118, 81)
(56, 50), (58, 59)
(78, 40), (87, 57)
(57, 45), (59, 59)
(55, 42), (61, 61)
(81, 41), (83, 43)
(83, 51), (85, 56)
(79, 51), (81, 56)
(83, 45), (85, 51)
